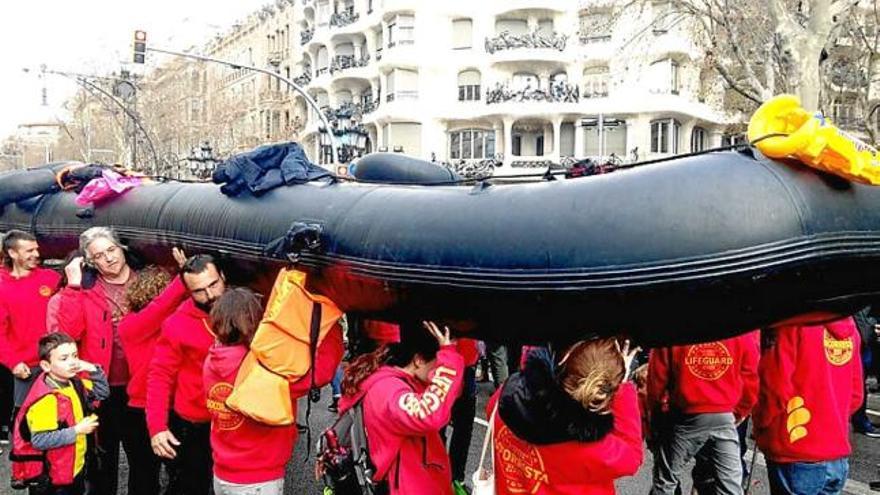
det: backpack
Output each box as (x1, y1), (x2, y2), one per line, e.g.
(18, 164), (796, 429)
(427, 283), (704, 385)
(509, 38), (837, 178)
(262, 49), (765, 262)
(315, 398), (389, 495)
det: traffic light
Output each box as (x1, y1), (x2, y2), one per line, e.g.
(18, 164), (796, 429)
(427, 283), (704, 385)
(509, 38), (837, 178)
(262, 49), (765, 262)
(133, 30), (147, 64)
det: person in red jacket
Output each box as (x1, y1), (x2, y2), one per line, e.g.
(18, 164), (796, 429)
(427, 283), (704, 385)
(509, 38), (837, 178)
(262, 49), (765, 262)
(0, 230), (61, 414)
(117, 263), (189, 495)
(753, 318), (863, 495)
(56, 226), (147, 495)
(147, 254), (227, 495)
(339, 320), (465, 495)
(648, 331), (760, 495)
(203, 287), (344, 494)
(488, 337), (642, 495)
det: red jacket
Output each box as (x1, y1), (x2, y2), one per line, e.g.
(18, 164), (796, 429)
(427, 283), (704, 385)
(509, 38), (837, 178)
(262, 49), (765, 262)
(457, 338), (480, 367)
(338, 345), (464, 495)
(146, 298), (213, 436)
(753, 318), (863, 463)
(204, 326), (344, 484)
(119, 277), (188, 408)
(56, 283), (115, 371)
(0, 268), (60, 368)
(488, 383), (643, 495)
(647, 331), (760, 420)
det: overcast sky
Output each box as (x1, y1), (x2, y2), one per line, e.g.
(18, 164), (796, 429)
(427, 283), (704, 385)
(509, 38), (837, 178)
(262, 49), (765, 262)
(0, 0), (268, 137)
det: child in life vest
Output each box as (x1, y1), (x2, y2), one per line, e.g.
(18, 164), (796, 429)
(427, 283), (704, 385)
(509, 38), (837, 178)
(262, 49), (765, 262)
(11, 332), (109, 495)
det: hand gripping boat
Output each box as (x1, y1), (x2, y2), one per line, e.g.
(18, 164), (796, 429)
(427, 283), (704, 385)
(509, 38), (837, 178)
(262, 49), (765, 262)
(3, 105), (880, 345)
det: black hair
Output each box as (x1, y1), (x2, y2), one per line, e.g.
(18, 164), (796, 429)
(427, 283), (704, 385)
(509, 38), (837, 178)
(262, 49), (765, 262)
(3, 230), (36, 268)
(39, 332), (76, 361)
(342, 320), (442, 396)
(181, 254), (218, 276)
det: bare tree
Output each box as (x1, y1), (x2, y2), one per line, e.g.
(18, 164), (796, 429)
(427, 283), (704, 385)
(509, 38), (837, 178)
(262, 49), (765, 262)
(653, 0), (862, 111)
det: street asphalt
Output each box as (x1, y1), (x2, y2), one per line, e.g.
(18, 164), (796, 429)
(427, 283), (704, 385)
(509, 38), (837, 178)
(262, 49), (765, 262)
(2, 381), (879, 494)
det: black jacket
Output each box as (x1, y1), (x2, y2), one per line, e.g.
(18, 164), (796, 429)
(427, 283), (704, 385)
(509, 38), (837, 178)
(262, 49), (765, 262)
(498, 352), (614, 445)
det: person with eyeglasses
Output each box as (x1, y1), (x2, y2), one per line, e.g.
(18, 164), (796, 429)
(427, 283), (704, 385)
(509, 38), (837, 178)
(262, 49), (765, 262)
(147, 254), (228, 495)
(56, 226), (148, 495)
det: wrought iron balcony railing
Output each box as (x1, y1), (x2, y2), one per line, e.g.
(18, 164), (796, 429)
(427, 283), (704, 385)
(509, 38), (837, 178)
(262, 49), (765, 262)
(330, 11), (359, 28)
(485, 29), (567, 54)
(486, 81), (579, 104)
(300, 27), (314, 45)
(329, 53), (370, 74)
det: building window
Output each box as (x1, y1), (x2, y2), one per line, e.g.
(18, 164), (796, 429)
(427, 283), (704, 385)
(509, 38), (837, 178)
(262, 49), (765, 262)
(389, 14), (415, 47)
(536, 135), (544, 156)
(495, 18), (529, 36)
(653, 1), (673, 34)
(512, 72), (539, 91)
(691, 126), (706, 152)
(582, 118), (627, 157)
(452, 18), (473, 49)
(449, 128), (495, 159)
(583, 66), (610, 98)
(512, 135), (522, 156)
(651, 58), (681, 95)
(579, 11), (613, 42)
(457, 70), (481, 101)
(721, 133), (746, 147)
(831, 100), (857, 128)
(651, 119), (680, 153)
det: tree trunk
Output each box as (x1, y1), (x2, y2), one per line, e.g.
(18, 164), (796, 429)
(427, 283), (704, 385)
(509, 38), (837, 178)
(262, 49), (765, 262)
(796, 39), (823, 111)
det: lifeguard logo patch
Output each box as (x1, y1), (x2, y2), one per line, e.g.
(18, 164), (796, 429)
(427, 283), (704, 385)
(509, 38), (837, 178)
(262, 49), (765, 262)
(206, 382), (244, 430)
(496, 423), (549, 494)
(823, 329), (853, 366)
(39, 285), (52, 297)
(685, 342), (733, 381)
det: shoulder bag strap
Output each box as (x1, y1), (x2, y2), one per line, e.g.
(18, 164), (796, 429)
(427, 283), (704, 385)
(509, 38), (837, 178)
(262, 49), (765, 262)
(476, 401), (499, 474)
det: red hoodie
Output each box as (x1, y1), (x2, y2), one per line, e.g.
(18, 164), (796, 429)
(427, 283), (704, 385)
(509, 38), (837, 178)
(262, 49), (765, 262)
(146, 298), (213, 436)
(647, 331), (760, 420)
(119, 277), (188, 408)
(0, 268), (60, 369)
(753, 318), (863, 463)
(203, 326), (344, 484)
(337, 345), (464, 495)
(488, 383), (643, 495)
(457, 338), (480, 367)
(56, 282), (114, 371)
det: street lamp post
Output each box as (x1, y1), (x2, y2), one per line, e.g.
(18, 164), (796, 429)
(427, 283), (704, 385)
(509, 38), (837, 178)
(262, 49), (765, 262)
(25, 67), (160, 173)
(187, 141), (218, 180)
(144, 45), (340, 169)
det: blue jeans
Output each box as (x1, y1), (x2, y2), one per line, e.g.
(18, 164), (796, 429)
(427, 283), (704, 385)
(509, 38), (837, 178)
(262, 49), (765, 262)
(330, 364), (344, 398)
(767, 458), (849, 495)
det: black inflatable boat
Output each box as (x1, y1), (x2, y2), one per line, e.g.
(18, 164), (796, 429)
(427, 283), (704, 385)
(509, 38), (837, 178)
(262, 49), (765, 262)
(1, 149), (879, 345)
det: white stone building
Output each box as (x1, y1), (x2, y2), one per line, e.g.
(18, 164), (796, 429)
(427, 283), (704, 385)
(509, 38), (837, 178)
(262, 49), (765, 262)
(289, 0), (733, 176)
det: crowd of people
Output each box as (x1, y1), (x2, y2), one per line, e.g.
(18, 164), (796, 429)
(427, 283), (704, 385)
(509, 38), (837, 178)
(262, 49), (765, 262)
(0, 227), (878, 495)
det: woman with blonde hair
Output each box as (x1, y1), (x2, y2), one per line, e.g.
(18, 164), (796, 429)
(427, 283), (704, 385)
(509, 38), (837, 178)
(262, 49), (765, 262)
(487, 337), (643, 495)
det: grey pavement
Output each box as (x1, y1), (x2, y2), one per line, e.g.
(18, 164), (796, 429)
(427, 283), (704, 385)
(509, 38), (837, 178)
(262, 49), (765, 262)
(2, 381), (879, 494)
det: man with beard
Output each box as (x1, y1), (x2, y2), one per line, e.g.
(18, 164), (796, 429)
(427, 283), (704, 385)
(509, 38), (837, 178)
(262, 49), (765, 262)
(58, 226), (151, 495)
(0, 230), (60, 416)
(147, 254), (227, 495)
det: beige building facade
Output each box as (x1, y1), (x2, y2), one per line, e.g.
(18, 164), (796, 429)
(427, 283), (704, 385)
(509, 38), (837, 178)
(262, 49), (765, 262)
(145, 0), (733, 176)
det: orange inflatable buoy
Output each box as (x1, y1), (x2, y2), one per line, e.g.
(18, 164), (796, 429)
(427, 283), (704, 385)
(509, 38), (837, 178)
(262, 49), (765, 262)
(748, 94), (880, 185)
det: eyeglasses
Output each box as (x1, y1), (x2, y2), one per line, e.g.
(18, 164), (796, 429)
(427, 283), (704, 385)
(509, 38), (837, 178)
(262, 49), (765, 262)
(89, 245), (121, 263)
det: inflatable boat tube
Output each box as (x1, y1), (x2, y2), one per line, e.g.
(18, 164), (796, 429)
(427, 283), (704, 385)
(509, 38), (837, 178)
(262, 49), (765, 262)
(2, 149), (880, 346)
(352, 152), (461, 183)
